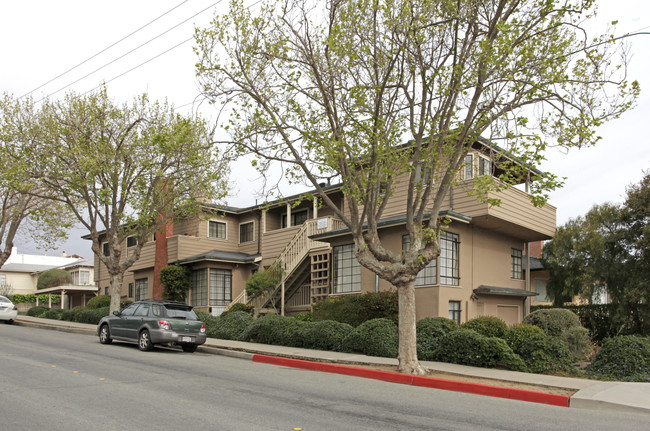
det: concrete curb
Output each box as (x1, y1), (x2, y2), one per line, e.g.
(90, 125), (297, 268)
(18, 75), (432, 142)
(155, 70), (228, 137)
(252, 354), (570, 408)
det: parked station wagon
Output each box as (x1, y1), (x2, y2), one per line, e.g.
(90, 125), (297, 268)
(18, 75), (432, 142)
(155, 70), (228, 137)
(97, 299), (206, 352)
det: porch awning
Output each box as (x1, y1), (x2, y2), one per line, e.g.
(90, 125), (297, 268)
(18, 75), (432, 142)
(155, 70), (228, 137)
(173, 250), (262, 265)
(473, 285), (538, 297)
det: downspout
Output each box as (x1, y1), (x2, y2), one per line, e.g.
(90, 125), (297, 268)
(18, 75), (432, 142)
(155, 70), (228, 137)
(525, 241), (531, 318)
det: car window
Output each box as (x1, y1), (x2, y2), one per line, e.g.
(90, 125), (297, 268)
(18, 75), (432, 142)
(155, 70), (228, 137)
(164, 306), (198, 320)
(135, 304), (150, 317)
(120, 304), (138, 316)
(0, 296), (10, 303)
(152, 304), (162, 317)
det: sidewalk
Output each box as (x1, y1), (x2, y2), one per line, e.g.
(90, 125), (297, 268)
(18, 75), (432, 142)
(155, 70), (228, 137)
(13, 315), (650, 415)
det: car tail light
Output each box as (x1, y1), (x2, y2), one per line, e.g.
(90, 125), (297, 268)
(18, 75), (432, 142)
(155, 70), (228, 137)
(158, 320), (170, 330)
(200, 324), (206, 334)
(13, 305), (18, 310)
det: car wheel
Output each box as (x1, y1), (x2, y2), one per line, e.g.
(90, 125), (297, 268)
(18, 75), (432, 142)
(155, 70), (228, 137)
(182, 344), (198, 353)
(138, 330), (153, 351)
(4, 319), (14, 324)
(99, 324), (112, 344)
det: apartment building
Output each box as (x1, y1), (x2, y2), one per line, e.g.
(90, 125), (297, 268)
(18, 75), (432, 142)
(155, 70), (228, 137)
(90, 139), (555, 325)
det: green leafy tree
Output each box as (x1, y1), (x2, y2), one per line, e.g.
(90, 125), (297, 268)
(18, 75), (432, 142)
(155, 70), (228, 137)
(0, 94), (72, 267)
(25, 89), (229, 313)
(37, 268), (72, 290)
(195, 0), (638, 374)
(160, 265), (192, 302)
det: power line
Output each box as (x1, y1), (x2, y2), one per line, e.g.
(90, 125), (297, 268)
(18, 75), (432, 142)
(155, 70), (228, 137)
(21, 0), (190, 100)
(37, 0), (223, 103)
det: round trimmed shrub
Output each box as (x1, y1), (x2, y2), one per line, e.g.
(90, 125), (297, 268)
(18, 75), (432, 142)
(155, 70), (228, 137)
(341, 318), (398, 358)
(461, 316), (508, 339)
(509, 332), (573, 373)
(417, 317), (459, 360)
(239, 314), (305, 347)
(299, 320), (353, 351)
(86, 295), (112, 310)
(27, 305), (50, 317)
(505, 323), (545, 351)
(43, 308), (64, 320)
(588, 336), (650, 382)
(561, 326), (593, 362)
(77, 306), (110, 324)
(61, 306), (86, 322)
(221, 302), (254, 317)
(431, 329), (526, 371)
(211, 311), (254, 340)
(523, 308), (581, 337)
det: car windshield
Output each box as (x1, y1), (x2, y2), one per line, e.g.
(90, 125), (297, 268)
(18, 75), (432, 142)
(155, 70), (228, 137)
(0, 296), (11, 303)
(164, 306), (198, 320)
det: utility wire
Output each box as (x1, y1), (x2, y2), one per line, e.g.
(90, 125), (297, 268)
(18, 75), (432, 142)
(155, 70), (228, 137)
(21, 0), (190, 100)
(37, 0), (223, 103)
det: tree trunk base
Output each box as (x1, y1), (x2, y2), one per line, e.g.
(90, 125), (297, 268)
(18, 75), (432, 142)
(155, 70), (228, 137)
(397, 360), (427, 376)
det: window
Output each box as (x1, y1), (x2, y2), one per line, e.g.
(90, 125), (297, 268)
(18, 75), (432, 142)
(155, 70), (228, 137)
(440, 231), (460, 285)
(135, 304), (150, 317)
(478, 156), (491, 176)
(464, 154), (474, 179)
(102, 242), (109, 256)
(104, 287), (109, 295)
(533, 278), (550, 303)
(282, 210), (308, 228)
(210, 269), (232, 306)
(128, 282), (134, 298)
(209, 220), (227, 239)
(511, 248), (523, 279)
(0, 275), (6, 286)
(127, 236), (137, 248)
(71, 270), (90, 285)
(449, 300), (461, 324)
(190, 269), (208, 307)
(120, 303), (138, 316)
(333, 244), (361, 293)
(239, 222), (254, 243)
(402, 235), (437, 286)
(135, 278), (148, 301)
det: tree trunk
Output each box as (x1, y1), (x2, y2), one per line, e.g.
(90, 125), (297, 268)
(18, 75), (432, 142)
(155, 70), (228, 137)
(396, 281), (426, 375)
(109, 271), (124, 314)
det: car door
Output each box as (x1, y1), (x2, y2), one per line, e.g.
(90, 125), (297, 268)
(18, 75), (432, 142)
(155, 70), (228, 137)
(124, 303), (151, 340)
(110, 303), (138, 338)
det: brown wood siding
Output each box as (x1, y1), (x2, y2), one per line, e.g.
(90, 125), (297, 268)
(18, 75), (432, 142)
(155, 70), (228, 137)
(261, 226), (302, 263)
(487, 187), (556, 238)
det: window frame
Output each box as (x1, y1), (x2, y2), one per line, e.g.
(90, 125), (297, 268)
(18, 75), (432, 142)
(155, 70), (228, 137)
(402, 234), (437, 287)
(134, 278), (148, 301)
(332, 243), (361, 294)
(190, 269), (208, 307)
(209, 269), (232, 306)
(102, 242), (109, 256)
(478, 155), (491, 177)
(239, 221), (255, 244)
(511, 248), (523, 280)
(449, 300), (462, 325)
(464, 154), (474, 180)
(281, 209), (309, 229)
(126, 236), (137, 248)
(208, 220), (227, 240)
(440, 231), (460, 286)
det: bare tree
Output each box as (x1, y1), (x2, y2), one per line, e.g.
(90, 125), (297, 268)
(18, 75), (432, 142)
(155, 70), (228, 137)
(195, 0), (638, 374)
(26, 89), (229, 313)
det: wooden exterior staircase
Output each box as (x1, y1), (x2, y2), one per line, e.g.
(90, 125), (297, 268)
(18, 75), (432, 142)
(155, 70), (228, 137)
(227, 217), (344, 313)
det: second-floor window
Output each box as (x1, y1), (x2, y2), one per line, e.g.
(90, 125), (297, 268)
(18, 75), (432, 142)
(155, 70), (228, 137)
(102, 242), (109, 256)
(127, 236), (137, 248)
(511, 248), (523, 279)
(209, 220), (227, 239)
(239, 222), (254, 243)
(281, 210), (308, 228)
(464, 154), (474, 180)
(333, 244), (361, 294)
(71, 270), (90, 285)
(478, 155), (491, 176)
(402, 235), (437, 286)
(440, 231), (460, 286)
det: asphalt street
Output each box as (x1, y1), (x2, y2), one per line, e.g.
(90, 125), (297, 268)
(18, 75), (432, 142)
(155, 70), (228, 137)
(2, 324), (649, 430)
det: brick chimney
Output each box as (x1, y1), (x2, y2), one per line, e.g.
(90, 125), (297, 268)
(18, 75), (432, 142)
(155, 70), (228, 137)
(152, 219), (173, 300)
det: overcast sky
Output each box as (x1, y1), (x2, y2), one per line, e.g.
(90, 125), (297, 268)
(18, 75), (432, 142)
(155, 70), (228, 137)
(1, 0), (649, 258)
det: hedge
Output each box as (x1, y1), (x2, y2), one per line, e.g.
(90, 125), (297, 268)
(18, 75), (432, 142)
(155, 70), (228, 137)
(210, 311), (254, 340)
(312, 291), (399, 327)
(341, 318), (398, 358)
(430, 329), (526, 371)
(27, 305), (50, 317)
(588, 336), (650, 382)
(461, 316), (508, 339)
(523, 308), (581, 337)
(239, 314), (306, 347)
(299, 320), (353, 351)
(11, 294), (61, 305)
(77, 306), (110, 324)
(417, 317), (458, 360)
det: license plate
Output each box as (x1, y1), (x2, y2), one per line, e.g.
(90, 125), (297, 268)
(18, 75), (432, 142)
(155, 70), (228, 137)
(181, 336), (193, 342)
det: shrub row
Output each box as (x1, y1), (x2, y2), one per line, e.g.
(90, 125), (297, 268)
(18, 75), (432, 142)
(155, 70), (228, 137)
(312, 291), (398, 327)
(588, 335), (650, 382)
(10, 294), (61, 305)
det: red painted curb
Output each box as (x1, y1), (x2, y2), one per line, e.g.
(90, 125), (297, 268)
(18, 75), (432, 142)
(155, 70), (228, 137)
(251, 354), (570, 408)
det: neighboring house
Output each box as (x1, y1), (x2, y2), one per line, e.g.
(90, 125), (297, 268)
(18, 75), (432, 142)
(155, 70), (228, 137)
(0, 248), (96, 309)
(90, 139), (555, 325)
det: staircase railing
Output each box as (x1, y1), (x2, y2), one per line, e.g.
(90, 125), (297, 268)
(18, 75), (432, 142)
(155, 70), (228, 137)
(227, 216), (345, 309)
